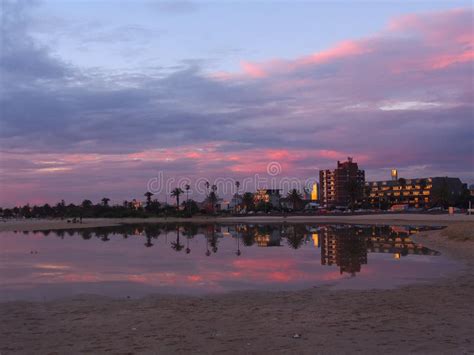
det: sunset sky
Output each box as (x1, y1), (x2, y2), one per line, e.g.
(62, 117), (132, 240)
(1, 0), (473, 206)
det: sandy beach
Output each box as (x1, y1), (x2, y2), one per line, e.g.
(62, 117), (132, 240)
(1, 215), (473, 354)
(1, 213), (473, 232)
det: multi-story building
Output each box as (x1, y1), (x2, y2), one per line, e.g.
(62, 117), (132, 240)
(319, 157), (365, 207)
(365, 176), (465, 209)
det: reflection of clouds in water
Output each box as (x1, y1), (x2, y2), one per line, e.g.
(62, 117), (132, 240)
(34, 263), (71, 270)
(0, 223), (460, 300)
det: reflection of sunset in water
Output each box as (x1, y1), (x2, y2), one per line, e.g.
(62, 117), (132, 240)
(0, 223), (461, 300)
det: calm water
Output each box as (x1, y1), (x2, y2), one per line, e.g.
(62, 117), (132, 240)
(0, 223), (461, 301)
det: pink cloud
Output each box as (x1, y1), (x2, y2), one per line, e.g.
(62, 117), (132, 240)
(303, 40), (369, 65)
(241, 61), (267, 78)
(216, 7), (472, 81)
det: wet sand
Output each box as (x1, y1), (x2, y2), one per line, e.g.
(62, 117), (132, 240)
(1, 217), (473, 354)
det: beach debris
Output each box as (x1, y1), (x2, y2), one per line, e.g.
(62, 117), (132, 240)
(292, 333), (301, 339)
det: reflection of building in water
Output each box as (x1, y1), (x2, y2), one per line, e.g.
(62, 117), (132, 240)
(255, 229), (281, 247)
(230, 224), (282, 247)
(320, 227), (367, 276)
(367, 225), (440, 257)
(319, 225), (440, 276)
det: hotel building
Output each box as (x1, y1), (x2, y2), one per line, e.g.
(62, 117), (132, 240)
(319, 157), (365, 207)
(365, 175), (465, 208)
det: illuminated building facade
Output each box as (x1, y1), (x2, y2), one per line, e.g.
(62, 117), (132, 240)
(319, 157), (365, 207)
(311, 182), (319, 201)
(365, 176), (465, 208)
(254, 189), (281, 208)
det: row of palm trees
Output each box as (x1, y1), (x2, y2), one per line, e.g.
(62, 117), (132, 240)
(164, 182), (306, 213)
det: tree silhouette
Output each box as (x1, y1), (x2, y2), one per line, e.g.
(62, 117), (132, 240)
(170, 188), (184, 210)
(287, 189), (303, 210)
(81, 200), (93, 209)
(144, 192), (154, 208)
(242, 192), (254, 212)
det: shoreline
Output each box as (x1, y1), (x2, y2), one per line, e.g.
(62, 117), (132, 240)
(1, 218), (473, 353)
(1, 213), (473, 232)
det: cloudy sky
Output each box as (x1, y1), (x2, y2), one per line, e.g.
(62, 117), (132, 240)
(1, 0), (473, 206)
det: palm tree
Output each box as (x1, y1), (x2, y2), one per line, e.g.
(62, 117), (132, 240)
(101, 197), (110, 207)
(185, 184), (191, 213)
(234, 181), (241, 214)
(287, 189), (303, 210)
(144, 192), (154, 207)
(208, 191), (218, 213)
(185, 184), (191, 202)
(170, 187), (184, 210)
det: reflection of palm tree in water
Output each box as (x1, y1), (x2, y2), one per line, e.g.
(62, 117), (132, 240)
(236, 236), (241, 256)
(144, 235), (153, 248)
(171, 226), (184, 252)
(183, 225), (197, 254)
(203, 225), (219, 254)
(205, 237), (211, 256)
(286, 228), (305, 249)
(209, 228), (218, 253)
(242, 227), (255, 246)
(185, 237), (191, 254)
